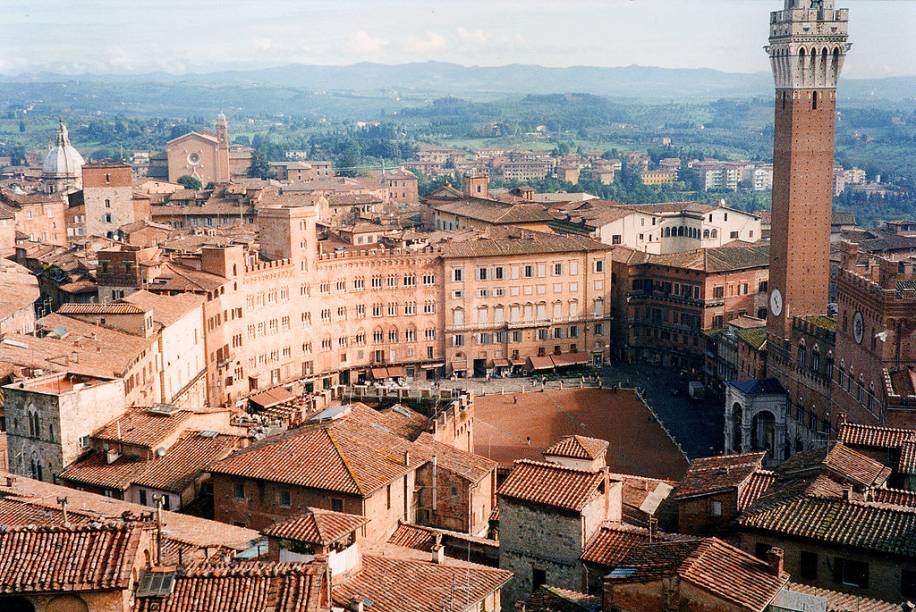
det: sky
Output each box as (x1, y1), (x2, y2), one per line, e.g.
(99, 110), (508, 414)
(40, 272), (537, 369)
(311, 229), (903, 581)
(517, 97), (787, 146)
(0, 0), (913, 79)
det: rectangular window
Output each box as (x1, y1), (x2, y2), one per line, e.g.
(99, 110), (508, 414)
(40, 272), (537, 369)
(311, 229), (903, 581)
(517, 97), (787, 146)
(594, 259), (604, 272)
(278, 489), (291, 507)
(800, 551), (818, 580)
(532, 568), (547, 591)
(710, 500), (722, 517)
(234, 482), (245, 500)
(903, 570), (916, 599)
(331, 498), (344, 512)
(452, 268), (463, 282)
(834, 558), (869, 588)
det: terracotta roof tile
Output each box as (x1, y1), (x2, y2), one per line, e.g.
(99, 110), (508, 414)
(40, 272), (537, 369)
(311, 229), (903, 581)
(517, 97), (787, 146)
(524, 585), (601, 611)
(779, 443), (891, 489)
(0, 470), (260, 553)
(263, 508), (368, 546)
(95, 406), (194, 449)
(133, 562), (327, 612)
(498, 460), (605, 513)
(59, 453), (147, 491)
(210, 405), (427, 496)
(610, 473), (675, 526)
(57, 302), (147, 315)
(121, 290), (204, 326)
(440, 232), (611, 259)
(132, 433), (242, 493)
(607, 538), (787, 611)
(332, 551), (511, 612)
(785, 582), (899, 612)
(414, 432), (497, 483)
(0, 523), (143, 594)
(581, 522), (684, 568)
(673, 452), (765, 499)
(543, 435), (609, 461)
(387, 522), (436, 551)
(838, 422), (915, 449)
(898, 440), (916, 475)
(738, 470), (778, 511)
(738, 496), (916, 557)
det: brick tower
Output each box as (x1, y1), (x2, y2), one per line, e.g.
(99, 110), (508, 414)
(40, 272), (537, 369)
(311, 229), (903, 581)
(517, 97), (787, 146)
(765, 0), (849, 339)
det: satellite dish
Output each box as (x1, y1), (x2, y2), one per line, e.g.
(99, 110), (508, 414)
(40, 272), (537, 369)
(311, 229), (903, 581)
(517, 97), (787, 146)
(155, 447), (166, 458)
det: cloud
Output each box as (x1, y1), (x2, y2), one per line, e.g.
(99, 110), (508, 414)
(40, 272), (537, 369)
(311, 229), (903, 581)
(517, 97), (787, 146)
(405, 31), (447, 54)
(456, 27), (490, 44)
(348, 30), (389, 55)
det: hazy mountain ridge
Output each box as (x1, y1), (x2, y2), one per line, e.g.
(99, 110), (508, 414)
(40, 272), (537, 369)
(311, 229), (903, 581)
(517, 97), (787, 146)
(4, 62), (915, 102)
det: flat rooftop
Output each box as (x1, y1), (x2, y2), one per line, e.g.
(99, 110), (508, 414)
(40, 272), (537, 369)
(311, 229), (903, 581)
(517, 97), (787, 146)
(474, 388), (688, 480)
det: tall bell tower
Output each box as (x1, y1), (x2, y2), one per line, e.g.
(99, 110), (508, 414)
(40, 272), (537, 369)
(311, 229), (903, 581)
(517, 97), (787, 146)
(765, 0), (849, 339)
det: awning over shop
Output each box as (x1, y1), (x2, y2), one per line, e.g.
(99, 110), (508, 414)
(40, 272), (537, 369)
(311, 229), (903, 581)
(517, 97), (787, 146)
(387, 366), (407, 378)
(451, 361), (469, 372)
(492, 358), (511, 368)
(509, 357), (527, 367)
(249, 387), (295, 409)
(421, 362), (445, 370)
(370, 367), (390, 379)
(550, 352), (590, 367)
(527, 355), (555, 371)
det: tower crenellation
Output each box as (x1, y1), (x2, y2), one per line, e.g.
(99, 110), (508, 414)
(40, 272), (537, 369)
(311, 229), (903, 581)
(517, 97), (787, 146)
(767, 1), (849, 90)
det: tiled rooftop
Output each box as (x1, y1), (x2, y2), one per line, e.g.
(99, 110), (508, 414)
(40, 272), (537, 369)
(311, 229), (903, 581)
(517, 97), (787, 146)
(95, 406), (194, 449)
(498, 460), (605, 513)
(543, 435), (609, 461)
(439, 231), (611, 259)
(580, 522), (684, 568)
(332, 546), (512, 612)
(0, 470), (260, 553)
(672, 452), (766, 500)
(608, 537), (787, 611)
(210, 404), (428, 496)
(262, 508), (368, 546)
(133, 562), (327, 612)
(838, 422), (915, 450)
(785, 582), (898, 612)
(414, 432), (497, 483)
(0, 523), (144, 594)
(738, 495), (916, 557)
(122, 290), (205, 326)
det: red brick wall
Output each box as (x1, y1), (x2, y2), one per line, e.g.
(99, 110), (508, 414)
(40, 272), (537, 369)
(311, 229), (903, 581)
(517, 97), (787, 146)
(768, 89), (836, 339)
(83, 165), (132, 188)
(676, 490), (738, 535)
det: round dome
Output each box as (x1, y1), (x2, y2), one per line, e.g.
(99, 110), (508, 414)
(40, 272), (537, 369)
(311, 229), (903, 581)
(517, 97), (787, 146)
(42, 120), (85, 178)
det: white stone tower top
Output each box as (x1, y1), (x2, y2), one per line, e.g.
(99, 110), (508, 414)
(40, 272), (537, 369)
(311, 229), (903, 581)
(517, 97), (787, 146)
(766, 0), (850, 89)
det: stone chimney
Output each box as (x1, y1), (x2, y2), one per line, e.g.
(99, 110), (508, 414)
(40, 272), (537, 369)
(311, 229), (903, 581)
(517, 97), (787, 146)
(431, 543), (445, 564)
(765, 547), (784, 576)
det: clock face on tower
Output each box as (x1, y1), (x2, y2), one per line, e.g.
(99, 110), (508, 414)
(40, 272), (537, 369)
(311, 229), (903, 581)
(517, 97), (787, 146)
(853, 311), (865, 344)
(769, 289), (783, 317)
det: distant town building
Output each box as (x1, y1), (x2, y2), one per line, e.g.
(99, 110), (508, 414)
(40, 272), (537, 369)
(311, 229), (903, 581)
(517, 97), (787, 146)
(165, 113), (252, 185)
(42, 119), (85, 195)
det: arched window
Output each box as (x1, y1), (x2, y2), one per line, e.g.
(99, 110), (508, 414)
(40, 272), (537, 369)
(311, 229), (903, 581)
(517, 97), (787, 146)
(812, 91), (818, 110)
(663, 227), (671, 238)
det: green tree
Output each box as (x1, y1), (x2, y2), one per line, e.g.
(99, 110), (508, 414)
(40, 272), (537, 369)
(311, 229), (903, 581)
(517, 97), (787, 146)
(248, 150), (270, 179)
(18, 118), (25, 133)
(177, 175), (202, 190)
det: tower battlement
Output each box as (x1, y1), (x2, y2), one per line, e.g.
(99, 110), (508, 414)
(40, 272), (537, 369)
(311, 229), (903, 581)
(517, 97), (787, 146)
(767, 1), (850, 90)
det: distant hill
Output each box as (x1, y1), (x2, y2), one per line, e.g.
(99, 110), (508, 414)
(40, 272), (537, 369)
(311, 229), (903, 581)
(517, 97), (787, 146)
(5, 62), (915, 102)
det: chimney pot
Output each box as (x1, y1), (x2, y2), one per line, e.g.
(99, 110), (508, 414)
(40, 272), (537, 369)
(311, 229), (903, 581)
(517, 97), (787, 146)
(431, 544), (445, 564)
